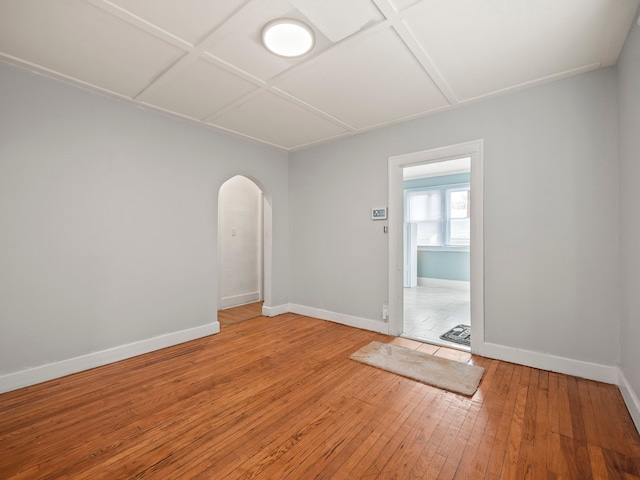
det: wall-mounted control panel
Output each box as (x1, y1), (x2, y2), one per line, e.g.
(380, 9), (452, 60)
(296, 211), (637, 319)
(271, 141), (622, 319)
(371, 208), (387, 220)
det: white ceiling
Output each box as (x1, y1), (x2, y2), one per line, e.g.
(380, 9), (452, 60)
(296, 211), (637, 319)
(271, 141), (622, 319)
(1, 0), (638, 151)
(403, 157), (470, 180)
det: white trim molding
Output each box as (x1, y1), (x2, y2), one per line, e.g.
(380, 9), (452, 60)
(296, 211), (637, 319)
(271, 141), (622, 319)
(262, 303), (289, 317)
(220, 291), (261, 309)
(479, 342), (619, 385)
(288, 304), (390, 334)
(0, 322), (220, 394)
(619, 371), (640, 434)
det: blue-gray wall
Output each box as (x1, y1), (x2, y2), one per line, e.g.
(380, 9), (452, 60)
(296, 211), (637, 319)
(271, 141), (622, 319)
(418, 251), (470, 281)
(404, 173), (471, 281)
(404, 172), (470, 189)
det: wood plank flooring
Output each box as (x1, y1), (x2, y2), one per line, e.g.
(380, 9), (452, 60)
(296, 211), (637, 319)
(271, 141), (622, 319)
(218, 302), (264, 326)
(1, 309), (639, 479)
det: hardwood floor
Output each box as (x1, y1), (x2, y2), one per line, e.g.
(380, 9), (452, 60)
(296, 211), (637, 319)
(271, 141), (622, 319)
(1, 311), (639, 479)
(218, 302), (264, 326)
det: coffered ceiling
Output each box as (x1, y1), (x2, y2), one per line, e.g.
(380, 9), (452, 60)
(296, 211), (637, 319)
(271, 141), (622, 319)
(1, 0), (638, 150)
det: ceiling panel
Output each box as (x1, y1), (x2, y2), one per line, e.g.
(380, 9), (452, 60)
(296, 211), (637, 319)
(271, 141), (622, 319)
(205, 0), (326, 81)
(0, 0), (186, 97)
(403, 0), (633, 100)
(1, 0), (638, 150)
(107, 0), (244, 45)
(291, 0), (384, 43)
(388, 0), (422, 13)
(274, 27), (449, 129)
(138, 59), (259, 120)
(209, 91), (349, 149)
(403, 157), (471, 180)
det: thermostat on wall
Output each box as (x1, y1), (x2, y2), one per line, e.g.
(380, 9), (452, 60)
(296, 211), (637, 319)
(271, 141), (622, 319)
(371, 208), (387, 220)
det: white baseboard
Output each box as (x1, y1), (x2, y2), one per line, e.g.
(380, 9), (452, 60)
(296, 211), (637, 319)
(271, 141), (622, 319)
(0, 322), (220, 394)
(619, 370), (640, 434)
(478, 341), (619, 385)
(417, 277), (470, 290)
(262, 304), (289, 317)
(220, 291), (261, 309)
(288, 304), (389, 334)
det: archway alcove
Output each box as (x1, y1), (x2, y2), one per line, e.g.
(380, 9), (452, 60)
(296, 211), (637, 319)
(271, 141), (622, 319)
(217, 175), (273, 315)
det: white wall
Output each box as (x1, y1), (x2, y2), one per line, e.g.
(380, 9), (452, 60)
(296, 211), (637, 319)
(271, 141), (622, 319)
(290, 67), (620, 368)
(617, 14), (640, 429)
(0, 62), (289, 383)
(218, 176), (263, 308)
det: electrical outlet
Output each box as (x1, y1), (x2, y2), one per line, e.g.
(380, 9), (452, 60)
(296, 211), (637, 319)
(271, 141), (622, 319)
(382, 303), (389, 320)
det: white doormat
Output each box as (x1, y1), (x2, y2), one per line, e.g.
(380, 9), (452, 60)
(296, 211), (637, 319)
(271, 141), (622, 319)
(350, 341), (484, 396)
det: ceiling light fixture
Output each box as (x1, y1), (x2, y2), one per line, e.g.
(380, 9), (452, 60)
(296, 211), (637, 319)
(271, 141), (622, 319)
(261, 19), (315, 58)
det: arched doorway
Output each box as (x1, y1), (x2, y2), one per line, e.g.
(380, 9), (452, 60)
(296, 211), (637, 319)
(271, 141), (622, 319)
(217, 175), (271, 317)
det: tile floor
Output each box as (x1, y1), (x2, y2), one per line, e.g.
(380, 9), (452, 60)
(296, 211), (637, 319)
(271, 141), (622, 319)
(388, 336), (472, 364)
(402, 284), (471, 351)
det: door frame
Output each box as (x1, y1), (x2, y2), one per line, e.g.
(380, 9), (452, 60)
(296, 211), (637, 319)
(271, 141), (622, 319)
(388, 140), (485, 355)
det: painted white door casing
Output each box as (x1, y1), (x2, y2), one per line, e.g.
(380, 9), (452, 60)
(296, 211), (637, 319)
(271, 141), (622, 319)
(388, 140), (484, 354)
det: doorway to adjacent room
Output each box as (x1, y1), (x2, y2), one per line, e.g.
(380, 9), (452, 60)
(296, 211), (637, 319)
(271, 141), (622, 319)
(388, 140), (484, 354)
(217, 175), (266, 315)
(402, 158), (471, 349)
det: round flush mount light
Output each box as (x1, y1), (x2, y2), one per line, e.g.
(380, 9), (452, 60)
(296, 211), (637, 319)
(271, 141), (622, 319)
(261, 19), (315, 58)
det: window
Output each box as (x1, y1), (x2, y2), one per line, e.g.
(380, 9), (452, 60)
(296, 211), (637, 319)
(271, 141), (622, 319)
(407, 190), (442, 246)
(405, 183), (470, 247)
(448, 188), (470, 245)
